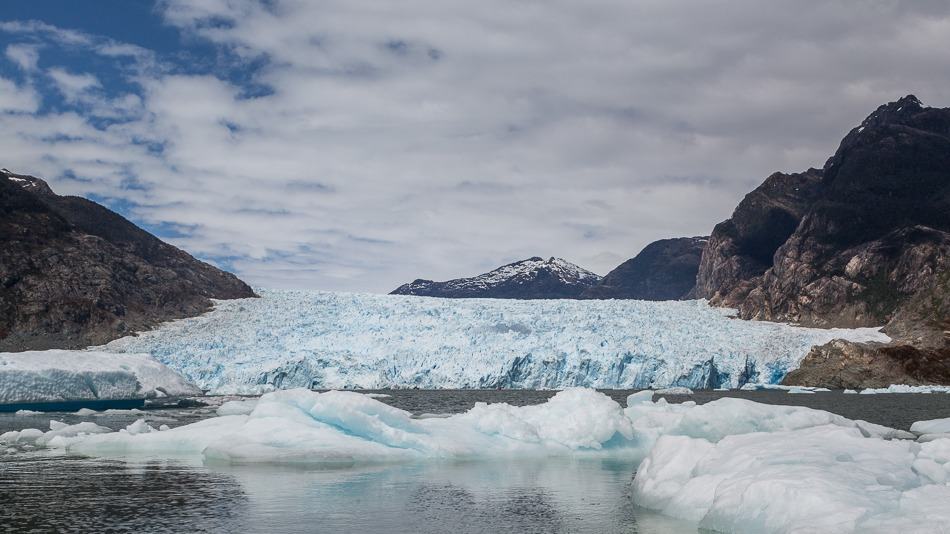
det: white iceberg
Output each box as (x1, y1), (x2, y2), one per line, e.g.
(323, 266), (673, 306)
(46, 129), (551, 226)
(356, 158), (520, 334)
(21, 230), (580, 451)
(633, 424), (950, 532)
(0, 350), (202, 405)
(99, 289), (889, 391)
(6, 386), (945, 531)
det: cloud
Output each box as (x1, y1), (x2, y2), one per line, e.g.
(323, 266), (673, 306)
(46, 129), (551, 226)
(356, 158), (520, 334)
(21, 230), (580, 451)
(5, 43), (39, 71)
(0, 77), (39, 112)
(47, 68), (101, 100)
(2, 1), (950, 292)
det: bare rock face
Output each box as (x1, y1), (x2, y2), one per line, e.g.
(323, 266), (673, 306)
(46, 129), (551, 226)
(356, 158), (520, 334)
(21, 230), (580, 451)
(782, 339), (950, 389)
(693, 169), (823, 305)
(0, 169), (256, 351)
(390, 257), (602, 299)
(582, 236), (707, 300)
(692, 95), (950, 386)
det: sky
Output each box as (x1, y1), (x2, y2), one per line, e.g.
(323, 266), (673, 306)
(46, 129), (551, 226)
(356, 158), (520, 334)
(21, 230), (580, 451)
(2, 1), (950, 292)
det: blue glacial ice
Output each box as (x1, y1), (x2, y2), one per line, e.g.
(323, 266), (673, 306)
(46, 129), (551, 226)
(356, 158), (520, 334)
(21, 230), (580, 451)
(98, 289), (888, 391)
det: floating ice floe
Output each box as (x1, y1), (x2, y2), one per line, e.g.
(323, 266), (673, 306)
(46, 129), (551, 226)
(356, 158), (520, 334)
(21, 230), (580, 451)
(99, 289), (889, 391)
(0, 350), (201, 405)
(859, 384), (950, 394)
(3, 387), (944, 532)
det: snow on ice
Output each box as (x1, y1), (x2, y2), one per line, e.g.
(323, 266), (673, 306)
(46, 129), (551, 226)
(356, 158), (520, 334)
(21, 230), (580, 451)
(100, 289), (888, 391)
(0, 350), (202, 404)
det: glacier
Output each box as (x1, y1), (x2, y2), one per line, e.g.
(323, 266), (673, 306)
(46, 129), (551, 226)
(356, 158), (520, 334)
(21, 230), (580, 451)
(99, 289), (888, 391)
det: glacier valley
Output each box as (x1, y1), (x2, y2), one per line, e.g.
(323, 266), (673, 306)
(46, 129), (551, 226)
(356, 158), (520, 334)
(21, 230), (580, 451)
(98, 289), (887, 391)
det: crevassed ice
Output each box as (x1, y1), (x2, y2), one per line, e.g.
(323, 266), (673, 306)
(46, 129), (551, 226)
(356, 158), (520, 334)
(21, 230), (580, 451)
(99, 289), (888, 391)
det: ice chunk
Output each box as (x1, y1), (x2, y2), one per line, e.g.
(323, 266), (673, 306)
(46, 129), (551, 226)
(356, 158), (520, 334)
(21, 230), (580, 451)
(911, 417), (950, 436)
(634, 425), (950, 532)
(0, 350), (201, 404)
(58, 388), (640, 464)
(100, 289), (890, 391)
(843, 389), (858, 394)
(216, 399), (258, 416)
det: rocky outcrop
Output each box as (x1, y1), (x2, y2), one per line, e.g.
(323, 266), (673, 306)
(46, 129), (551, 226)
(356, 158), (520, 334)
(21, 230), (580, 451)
(0, 169), (255, 351)
(691, 95), (950, 386)
(582, 236), (707, 300)
(390, 257), (601, 299)
(692, 169), (823, 304)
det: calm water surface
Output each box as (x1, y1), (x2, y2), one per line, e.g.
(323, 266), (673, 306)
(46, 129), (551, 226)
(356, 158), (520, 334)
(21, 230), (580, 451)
(2, 390), (949, 533)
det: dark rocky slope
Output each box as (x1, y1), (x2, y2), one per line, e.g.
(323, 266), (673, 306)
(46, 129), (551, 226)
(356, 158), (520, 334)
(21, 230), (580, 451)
(582, 236), (707, 300)
(391, 257), (601, 299)
(693, 96), (950, 387)
(0, 169), (255, 351)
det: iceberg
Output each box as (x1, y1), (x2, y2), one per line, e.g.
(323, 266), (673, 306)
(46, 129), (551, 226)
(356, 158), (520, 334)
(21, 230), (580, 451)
(99, 289), (888, 391)
(0, 350), (202, 405)
(633, 424), (950, 532)
(6, 386), (946, 532)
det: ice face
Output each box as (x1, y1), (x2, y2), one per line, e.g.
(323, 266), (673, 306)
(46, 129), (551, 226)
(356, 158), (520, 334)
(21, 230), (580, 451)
(0, 350), (202, 404)
(99, 289), (888, 391)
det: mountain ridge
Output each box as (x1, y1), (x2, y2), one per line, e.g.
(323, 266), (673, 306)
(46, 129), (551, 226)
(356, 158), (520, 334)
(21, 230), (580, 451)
(0, 168), (256, 351)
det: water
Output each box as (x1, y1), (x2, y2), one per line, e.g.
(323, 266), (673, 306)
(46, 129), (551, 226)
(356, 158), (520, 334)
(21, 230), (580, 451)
(3, 390), (949, 533)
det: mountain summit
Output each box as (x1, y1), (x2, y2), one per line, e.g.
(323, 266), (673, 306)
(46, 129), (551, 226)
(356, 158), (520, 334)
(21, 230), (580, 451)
(693, 95), (950, 387)
(391, 257), (601, 299)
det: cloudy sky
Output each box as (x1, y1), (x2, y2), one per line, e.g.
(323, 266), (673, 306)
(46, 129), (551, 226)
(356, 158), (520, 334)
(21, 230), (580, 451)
(2, 0), (949, 292)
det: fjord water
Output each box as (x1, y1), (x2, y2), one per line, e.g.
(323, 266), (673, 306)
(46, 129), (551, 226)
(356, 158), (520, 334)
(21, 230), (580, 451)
(3, 390), (950, 533)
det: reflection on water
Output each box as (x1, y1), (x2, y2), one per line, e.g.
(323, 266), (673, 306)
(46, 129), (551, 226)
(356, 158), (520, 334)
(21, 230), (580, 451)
(0, 453), (695, 533)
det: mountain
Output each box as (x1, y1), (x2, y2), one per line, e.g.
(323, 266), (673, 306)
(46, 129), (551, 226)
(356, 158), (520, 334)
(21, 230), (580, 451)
(0, 168), (256, 351)
(582, 237), (707, 300)
(390, 257), (602, 299)
(692, 95), (950, 387)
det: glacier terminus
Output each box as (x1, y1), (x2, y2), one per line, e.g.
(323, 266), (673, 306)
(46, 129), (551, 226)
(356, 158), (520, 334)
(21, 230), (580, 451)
(99, 290), (888, 392)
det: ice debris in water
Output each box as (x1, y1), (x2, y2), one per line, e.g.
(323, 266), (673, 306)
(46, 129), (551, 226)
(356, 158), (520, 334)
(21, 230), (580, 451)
(5, 387), (945, 531)
(859, 384), (950, 394)
(100, 289), (889, 391)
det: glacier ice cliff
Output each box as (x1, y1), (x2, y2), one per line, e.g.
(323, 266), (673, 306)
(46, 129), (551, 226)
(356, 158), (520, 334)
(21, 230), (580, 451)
(99, 290), (888, 391)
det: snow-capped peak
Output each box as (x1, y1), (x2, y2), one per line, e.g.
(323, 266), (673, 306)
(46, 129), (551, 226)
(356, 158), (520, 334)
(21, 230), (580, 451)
(391, 257), (602, 299)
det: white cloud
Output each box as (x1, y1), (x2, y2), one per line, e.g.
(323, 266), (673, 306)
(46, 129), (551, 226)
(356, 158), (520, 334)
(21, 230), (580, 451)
(5, 44), (39, 71)
(0, 78), (39, 112)
(3, 1), (950, 291)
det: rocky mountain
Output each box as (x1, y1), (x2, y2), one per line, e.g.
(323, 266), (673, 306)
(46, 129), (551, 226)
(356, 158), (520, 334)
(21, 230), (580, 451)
(0, 168), (256, 351)
(692, 95), (950, 387)
(582, 236), (707, 300)
(390, 257), (602, 299)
